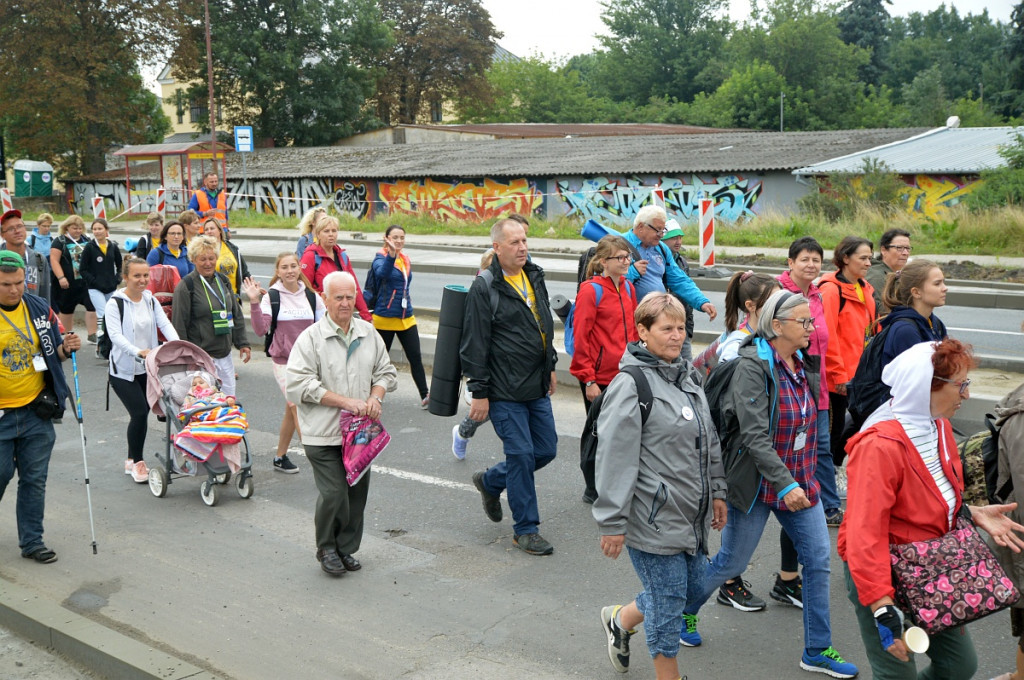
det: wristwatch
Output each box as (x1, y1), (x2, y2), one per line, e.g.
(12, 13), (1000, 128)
(371, 395), (384, 405)
(585, 381), (597, 387)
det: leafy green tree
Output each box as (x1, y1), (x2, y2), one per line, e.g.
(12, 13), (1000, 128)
(897, 66), (951, 126)
(837, 0), (892, 86)
(967, 132), (1024, 209)
(374, 0), (499, 125)
(798, 158), (906, 220)
(0, 0), (181, 175)
(594, 0), (732, 105)
(175, 0), (391, 147)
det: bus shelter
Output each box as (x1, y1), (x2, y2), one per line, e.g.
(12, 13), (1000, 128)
(113, 141), (232, 215)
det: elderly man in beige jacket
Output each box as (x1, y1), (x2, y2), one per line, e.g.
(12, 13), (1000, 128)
(287, 271), (397, 577)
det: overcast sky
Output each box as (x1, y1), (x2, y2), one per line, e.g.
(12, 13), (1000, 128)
(483, 0), (1017, 62)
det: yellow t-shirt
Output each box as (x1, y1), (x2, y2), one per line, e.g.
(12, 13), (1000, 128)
(98, 242), (108, 256)
(373, 314), (417, 331)
(217, 242), (239, 293)
(0, 302), (45, 409)
(504, 271), (546, 346)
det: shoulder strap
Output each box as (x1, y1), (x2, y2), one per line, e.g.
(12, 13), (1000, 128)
(620, 365), (654, 426)
(27, 233), (35, 249)
(478, 268), (500, 316)
(590, 280), (604, 306)
(340, 250), (350, 269)
(157, 248), (166, 265)
(304, 287), (317, 313)
(184, 275), (196, 293)
(820, 278), (846, 313)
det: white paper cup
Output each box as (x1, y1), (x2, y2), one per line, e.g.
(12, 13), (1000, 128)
(903, 626), (930, 654)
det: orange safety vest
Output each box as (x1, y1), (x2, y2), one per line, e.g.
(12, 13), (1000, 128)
(195, 189), (228, 228)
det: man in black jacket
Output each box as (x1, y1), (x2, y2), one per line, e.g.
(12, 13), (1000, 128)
(461, 218), (558, 556)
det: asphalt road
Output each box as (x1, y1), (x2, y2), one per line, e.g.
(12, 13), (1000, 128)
(0, 351), (1018, 679)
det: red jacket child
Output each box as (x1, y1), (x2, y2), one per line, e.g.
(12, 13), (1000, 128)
(570, 275), (639, 387)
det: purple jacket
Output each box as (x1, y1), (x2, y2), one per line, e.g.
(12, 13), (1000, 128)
(777, 271), (829, 410)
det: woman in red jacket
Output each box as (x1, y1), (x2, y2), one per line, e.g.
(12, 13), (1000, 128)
(819, 235), (876, 467)
(299, 216), (370, 320)
(570, 234), (639, 502)
(839, 338), (1024, 680)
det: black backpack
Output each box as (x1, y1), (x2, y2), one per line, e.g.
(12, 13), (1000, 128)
(702, 356), (743, 437)
(265, 287), (318, 356)
(96, 298), (124, 361)
(847, 318), (912, 424)
(580, 365), (653, 473)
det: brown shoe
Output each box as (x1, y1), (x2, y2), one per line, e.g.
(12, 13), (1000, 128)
(316, 548), (346, 577)
(337, 552), (361, 571)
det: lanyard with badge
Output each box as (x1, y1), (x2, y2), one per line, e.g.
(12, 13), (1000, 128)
(511, 272), (532, 309)
(200, 275), (232, 335)
(397, 256), (410, 310)
(0, 305), (47, 372)
(791, 367), (812, 452)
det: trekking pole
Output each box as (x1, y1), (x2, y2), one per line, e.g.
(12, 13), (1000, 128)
(70, 351), (98, 554)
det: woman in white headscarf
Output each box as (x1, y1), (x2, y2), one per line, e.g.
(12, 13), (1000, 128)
(839, 339), (1024, 680)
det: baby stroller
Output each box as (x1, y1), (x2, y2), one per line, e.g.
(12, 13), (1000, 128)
(145, 340), (254, 506)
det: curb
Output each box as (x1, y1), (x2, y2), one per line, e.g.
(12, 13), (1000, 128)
(0, 578), (219, 680)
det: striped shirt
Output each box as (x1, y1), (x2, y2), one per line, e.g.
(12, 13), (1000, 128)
(903, 420), (956, 527)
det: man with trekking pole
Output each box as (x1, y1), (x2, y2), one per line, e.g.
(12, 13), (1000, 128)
(0, 250), (80, 563)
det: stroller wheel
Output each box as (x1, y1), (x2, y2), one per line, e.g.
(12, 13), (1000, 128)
(200, 480), (219, 507)
(237, 475), (254, 499)
(149, 467), (168, 498)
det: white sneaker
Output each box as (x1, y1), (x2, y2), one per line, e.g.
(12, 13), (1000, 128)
(125, 459), (134, 475)
(452, 424), (468, 460)
(131, 461), (149, 483)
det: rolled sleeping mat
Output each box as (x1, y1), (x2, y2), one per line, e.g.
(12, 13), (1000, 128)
(550, 294), (571, 324)
(429, 284), (469, 417)
(581, 218), (623, 244)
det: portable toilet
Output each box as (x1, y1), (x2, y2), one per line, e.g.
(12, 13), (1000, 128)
(13, 160), (54, 197)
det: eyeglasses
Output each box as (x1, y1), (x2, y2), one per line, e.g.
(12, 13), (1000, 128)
(605, 255), (634, 264)
(779, 317), (815, 330)
(886, 245), (913, 253)
(935, 376), (971, 396)
(1, 223), (26, 235)
(643, 223), (667, 236)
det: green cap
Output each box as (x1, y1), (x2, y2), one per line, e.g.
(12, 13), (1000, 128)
(0, 250), (25, 269)
(661, 219), (684, 240)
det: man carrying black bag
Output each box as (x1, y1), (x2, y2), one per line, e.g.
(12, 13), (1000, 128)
(0, 250), (80, 564)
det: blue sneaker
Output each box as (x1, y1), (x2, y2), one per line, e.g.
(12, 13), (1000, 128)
(679, 613), (702, 647)
(452, 424), (468, 460)
(800, 646), (858, 678)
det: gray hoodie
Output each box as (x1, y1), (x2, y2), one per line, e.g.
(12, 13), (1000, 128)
(593, 343), (726, 556)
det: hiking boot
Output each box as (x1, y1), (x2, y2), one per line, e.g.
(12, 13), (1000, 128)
(513, 533), (554, 555)
(600, 605), (633, 673)
(274, 455), (299, 473)
(679, 613), (702, 647)
(770, 573), (803, 608)
(130, 461), (149, 483)
(452, 424), (468, 460)
(472, 471), (502, 522)
(717, 579), (766, 612)
(800, 646), (858, 678)
(825, 508), (844, 527)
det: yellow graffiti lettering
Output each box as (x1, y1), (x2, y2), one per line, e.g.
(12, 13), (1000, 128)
(378, 178), (542, 222)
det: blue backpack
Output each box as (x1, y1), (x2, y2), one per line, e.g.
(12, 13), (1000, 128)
(564, 279), (633, 357)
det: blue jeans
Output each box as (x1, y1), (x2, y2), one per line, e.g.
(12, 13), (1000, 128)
(480, 397), (557, 536)
(629, 547), (707, 659)
(0, 406), (56, 555)
(685, 500), (833, 652)
(814, 409), (841, 512)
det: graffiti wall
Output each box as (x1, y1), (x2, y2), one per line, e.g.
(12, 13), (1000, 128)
(225, 178), (333, 218)
(902, 175), (980, 219)
(378, 178), (542, 222)
(333, 179), (374, 219)
(554, 175), (764, 226)
(69, 181), (161, 216)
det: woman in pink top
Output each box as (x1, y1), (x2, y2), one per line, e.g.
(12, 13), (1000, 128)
(242, 253), (325, 473)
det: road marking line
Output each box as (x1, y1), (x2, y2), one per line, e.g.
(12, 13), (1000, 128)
(948, 327), (1023, 336)
(375, 465), (473, 492)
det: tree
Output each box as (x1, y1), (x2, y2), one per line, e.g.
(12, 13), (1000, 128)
(0, 0), (182, 176)
(798, 158), (906, 220)
(837, 0), (892, 86)
(898, 66), (950, 126)
(374, 0), (499, 125)
(594, 0), (733, 105)
(174, 0), (391, 147)
(966, 132), (1024, 209)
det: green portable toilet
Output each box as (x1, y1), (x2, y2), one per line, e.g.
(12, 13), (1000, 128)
(13, 160), (54, 197)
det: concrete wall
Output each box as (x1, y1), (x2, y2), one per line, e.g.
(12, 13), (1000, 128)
(64, 171), (810, 224)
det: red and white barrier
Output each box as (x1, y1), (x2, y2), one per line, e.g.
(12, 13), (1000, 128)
(651, 184), (665, 209)
(91, 196), (107, 220)
(699, 198), (715, 267)
(0, 188), (12, 214)
(156, 186), (166, 216)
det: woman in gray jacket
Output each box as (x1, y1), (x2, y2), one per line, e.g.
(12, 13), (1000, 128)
(595, 293), (727, 680)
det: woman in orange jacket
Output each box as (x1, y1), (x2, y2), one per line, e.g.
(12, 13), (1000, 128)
(818, 236), (876, 466)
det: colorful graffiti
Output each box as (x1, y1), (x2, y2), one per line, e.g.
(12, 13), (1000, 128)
(333, 180), (372, 219)
(72, 181), (160, 215)
(378, 178), (542, 222)
(556, 175), (763, 226)
(902, 175), (980, 219)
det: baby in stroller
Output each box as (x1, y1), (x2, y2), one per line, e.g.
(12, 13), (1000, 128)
(173, 370), (248, 474)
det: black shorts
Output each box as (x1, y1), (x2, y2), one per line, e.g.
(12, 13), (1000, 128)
(56, 281), (95, 314)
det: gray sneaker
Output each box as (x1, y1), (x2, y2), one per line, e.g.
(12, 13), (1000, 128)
(513, 532), (553, 556)
(472, 471), (502, 522)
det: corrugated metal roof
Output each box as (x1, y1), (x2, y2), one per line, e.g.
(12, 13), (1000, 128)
(793, 126), (1021, 175)
(67, 128), (927, 181)
(394, 123), (739, 137)
(113, 141), (232, 156)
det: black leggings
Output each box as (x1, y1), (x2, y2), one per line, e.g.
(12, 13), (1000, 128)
(377, 326), (428, 398)
(110, 373), (150, 463)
